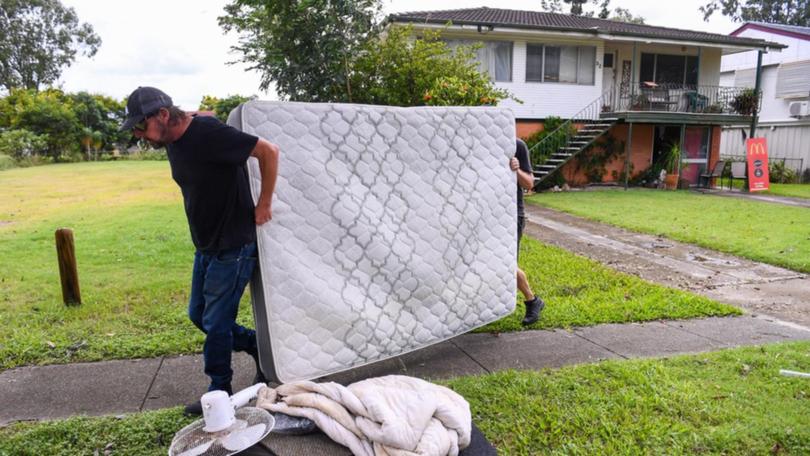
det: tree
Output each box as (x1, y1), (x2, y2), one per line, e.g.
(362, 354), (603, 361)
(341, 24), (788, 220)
(0, 88), (125, 160)
(3, 88), (79, 159)
(68, 91), (127, 157)
(540, 0), (643, 21)
(700, 0), (810, 25)
(541, 0), (609, 16)
(199, 94), (257, 122)
(611, 7), (646, 24)
(349, 26), (514, 107)
(0, 0), (101, 91)
(219, 0), (382, 102)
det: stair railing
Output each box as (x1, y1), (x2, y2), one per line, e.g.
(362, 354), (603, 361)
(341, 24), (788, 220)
(527, 88), (617, 172)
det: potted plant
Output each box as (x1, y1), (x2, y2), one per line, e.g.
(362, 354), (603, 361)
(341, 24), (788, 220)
(662, 143), (682, 190)
(730, 88), (759, 115)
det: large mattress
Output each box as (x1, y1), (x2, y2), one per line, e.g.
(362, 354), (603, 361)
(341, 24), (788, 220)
(229, 101), (517, 383)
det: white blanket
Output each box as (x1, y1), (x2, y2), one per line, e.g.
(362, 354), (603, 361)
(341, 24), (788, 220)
(256, 375), (472, 456)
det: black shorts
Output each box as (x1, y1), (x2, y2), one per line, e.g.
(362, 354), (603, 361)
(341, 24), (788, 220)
(517, 216), (525, 259)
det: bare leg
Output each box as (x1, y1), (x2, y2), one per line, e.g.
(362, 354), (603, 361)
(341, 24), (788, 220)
(517, 267), (544, 325)
(516, 267), (535, 301)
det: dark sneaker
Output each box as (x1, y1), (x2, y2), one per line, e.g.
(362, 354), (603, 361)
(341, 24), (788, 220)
(522, 297), (545, 326)
(183, 400), (203, 416)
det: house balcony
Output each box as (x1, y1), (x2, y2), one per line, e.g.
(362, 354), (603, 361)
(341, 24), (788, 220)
(600, 84), (760, 126)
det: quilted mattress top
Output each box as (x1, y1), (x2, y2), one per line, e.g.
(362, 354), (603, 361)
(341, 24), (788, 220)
(230, 101), (517, 383)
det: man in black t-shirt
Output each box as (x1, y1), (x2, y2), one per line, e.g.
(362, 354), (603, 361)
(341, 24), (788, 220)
(510, 139), (545, 325)
(121, 87), (279, 415)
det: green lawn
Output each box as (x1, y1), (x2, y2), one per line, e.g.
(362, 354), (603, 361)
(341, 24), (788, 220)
(728, 181), (810, 199)
(479, 236), (737, 333)
(3, 342), (808, 455)
(0, 163), (736, 370)
(529, 189), (810, 273)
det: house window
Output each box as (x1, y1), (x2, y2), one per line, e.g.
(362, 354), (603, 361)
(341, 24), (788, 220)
(734, 68), (756, 88)
(445, 39), (513, 82)
(603, 52), (614, 69)
(640, 53), (699, 86)
(775, 60), (810, 98)
(526, 44), (544, 82)
(478, 41), (513, 82)
(525, 44), (596, 85)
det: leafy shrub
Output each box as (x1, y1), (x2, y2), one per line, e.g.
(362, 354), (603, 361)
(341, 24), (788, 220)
(199, 94), (257, 123)
(0, 129), (49, 158)
(730, 88), (759, 115)
(578, 133), (625, 183)
(0, 154), (16, 170)
(769, 160), (798, 183)
(802, 168), (810, 184)
(123, 148), (168, 161)
(350, 26), (515, 107)
(524, 117), (576, 167)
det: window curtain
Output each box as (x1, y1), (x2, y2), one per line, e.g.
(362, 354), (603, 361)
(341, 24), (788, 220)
(526, 44), (543, 82)
(578, 46), (596, 85)
(444, 39), (512, 82)
(559, 46), (578, 83)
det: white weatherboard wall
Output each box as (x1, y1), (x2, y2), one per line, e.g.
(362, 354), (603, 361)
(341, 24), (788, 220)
(498, 38), (605, 119)
(721, 29), (810, 72)
(414, 24), (731, 119)
(721, 27), (810, 120)
(720, 25), (810, 166)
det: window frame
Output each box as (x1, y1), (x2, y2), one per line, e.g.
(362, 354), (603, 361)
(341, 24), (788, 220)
(524, 43), (597, 86)
(640, 53), (700, 86)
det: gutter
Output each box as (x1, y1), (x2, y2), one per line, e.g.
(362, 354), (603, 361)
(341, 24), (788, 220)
(389, 16), (787, 52)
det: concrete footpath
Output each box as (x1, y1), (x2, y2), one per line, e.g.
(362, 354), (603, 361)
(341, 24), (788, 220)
(2, 314), (809, 426)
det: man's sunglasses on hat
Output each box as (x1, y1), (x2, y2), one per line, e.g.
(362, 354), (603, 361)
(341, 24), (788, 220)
(132, 110), (159, 132)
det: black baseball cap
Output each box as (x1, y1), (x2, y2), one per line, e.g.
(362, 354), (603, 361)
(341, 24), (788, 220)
(119, 86), (173, 132)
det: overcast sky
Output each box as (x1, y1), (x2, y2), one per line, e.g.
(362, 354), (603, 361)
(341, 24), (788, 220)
(57, 0), (738, 109)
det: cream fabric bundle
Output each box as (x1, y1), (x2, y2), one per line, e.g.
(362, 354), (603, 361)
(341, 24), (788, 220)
(256, 375), (472, 456)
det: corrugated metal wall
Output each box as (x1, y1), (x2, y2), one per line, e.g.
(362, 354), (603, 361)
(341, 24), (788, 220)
(720, 122), (810, 173)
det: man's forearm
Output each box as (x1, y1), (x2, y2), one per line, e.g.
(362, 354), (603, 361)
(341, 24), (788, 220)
(251, 139), (279, 220)
(517, 169), (534, 190)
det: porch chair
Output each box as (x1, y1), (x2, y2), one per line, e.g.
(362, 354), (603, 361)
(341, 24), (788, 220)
(698, 160), (727, 188)
(685, 91), (709, 113)
(641, 83), (676, 111)
(727, 161), (747, 190)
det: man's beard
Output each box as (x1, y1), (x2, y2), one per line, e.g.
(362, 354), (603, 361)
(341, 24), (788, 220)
(147, 121), (171, 148)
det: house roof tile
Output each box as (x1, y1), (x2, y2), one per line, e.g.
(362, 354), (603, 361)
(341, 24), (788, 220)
(389, 7), (786, 50)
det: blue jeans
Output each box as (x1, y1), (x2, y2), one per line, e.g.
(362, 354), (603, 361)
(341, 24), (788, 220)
(188, 242), (258, 393)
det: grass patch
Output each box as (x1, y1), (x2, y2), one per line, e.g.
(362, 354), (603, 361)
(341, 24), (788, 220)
(0, 407), (194, 456)
(0, 163), (736, 370)
(3, 342), (809, 455)
(0, 162), (255, 370)
(727, 181), (810, 199)
(479, 237), (738, 332)
(449, 341), (810, 455)
(529, 189), (810, 273)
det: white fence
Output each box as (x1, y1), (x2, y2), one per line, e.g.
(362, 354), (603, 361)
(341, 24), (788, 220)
(720, 121), (810, 176)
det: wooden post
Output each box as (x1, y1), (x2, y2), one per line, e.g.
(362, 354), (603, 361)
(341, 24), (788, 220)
(55, 228), (81, 305)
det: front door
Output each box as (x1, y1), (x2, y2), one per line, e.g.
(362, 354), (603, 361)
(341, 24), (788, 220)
(601, 49), (617, 96)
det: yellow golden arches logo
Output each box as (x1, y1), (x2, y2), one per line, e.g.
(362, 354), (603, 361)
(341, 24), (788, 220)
(748, 142), (767, 156)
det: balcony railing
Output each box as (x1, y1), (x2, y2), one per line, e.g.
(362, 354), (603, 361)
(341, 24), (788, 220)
(600, 83), (761, 116)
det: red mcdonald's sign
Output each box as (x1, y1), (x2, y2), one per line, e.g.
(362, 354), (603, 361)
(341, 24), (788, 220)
(746, 138), (770, 192)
